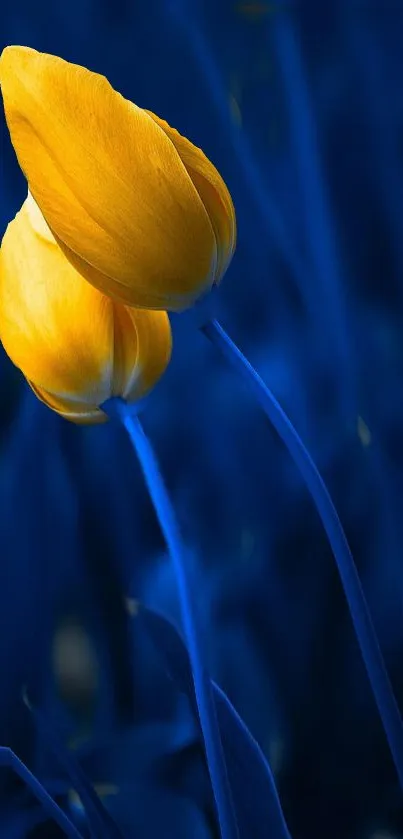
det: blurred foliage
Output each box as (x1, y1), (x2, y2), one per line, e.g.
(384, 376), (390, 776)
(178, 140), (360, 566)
(1, 1), (403, 837)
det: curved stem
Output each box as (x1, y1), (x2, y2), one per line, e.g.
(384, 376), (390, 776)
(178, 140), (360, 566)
(25, 696), (123, 839)
(104, 399), (239, 839)
(201, 318), (403, 789)
(272, 12), (355, 415)
(0, 747), (83, 839)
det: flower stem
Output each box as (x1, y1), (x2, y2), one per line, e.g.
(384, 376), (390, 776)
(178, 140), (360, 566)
(0, 747), (83, 839)
(201, 318), (403, 789)
(104, 398), (239, 839)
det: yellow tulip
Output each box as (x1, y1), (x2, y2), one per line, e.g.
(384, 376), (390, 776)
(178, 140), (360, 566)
(0, 194), (172, 424)
(0, 46), (236, 311)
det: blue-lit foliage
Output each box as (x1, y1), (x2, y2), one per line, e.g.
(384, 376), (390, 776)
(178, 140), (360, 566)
(1, 1), (403, 837)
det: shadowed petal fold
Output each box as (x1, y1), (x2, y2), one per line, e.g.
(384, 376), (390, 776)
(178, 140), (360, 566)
(146, 110), (236, 282)
(0, 195), (172, 423)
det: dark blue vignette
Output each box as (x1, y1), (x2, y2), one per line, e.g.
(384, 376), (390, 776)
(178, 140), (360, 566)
(1, 1), (403, 837)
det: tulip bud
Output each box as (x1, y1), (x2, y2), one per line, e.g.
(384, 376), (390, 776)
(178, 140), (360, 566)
(0, 194), (172, 423)
(0, 46), (236, 312)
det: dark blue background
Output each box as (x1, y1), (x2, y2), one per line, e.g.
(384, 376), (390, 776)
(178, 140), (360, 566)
(1, 1), (403, 837)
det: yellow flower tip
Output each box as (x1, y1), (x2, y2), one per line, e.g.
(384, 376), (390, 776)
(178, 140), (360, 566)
(0, 196), (172, 424)
(0, 45), (24, 84)
(146, 110), (237, 284)
(0, 46), (236, 312)
(0, 44), (37, 68)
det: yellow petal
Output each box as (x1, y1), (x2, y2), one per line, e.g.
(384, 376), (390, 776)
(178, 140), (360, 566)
(0, 198), (114, 405)
(111, 304), (172, 402)
(27, 381), (107, 425)
(146, 110), (237, 282)
(0, 196), (172, 422)
(0, 46), (218, 311)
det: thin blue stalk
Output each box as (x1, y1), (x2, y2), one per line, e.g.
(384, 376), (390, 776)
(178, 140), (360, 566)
(25, 697), (124, 839)
(345, 16), (403, 284)
(165, 0), (310, 295)
(103, 398), (239, 839)
(0, 747), (83, 839)
(136, 602), (292, 839)
(201, 318), (403, 789)
(271, 12), (355, 417)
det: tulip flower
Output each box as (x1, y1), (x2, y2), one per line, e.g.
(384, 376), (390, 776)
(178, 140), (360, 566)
(0, 46), (236, 312)
(0, 193), (172, 423)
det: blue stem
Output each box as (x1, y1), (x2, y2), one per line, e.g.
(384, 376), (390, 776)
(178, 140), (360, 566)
(24, 696), (124, 839)
(345, 18), (403, 286)
(201, 318), (403, 789)
(103, 399), (239, 839)
(272, 12), (355, 414)
(0, 747), (83, 839)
